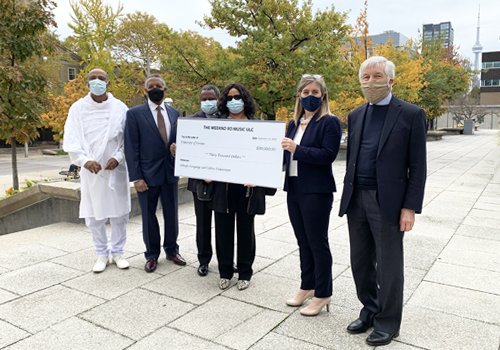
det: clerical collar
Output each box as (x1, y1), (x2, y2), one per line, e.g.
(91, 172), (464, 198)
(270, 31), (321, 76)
(369, 93), (392, 106)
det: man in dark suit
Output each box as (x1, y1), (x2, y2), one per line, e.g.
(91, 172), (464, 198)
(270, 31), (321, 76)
(125, 74), (186, 273)
(339, 56), (427, 346)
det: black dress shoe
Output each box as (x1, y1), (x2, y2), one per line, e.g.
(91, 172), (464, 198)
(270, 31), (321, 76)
(197, 264), (209, 277)
(145, 259), (158, 273)
(166, 253), (187, 266)
(233, 263), (238, 273)
(347, 318), (372, 334)
(366, 330), (399, 346)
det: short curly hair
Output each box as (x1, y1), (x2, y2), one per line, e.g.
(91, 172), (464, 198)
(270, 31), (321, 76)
(218, 83), (256, 117)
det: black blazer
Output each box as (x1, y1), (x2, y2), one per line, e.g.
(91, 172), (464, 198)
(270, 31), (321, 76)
(283, 113), (342, 193)
(124, 101), (179, 187)
(184, 110), (222, 193)
(339, 96), (427, 225)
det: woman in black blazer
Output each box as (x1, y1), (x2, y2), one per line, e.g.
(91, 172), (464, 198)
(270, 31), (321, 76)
(281, 74), (342, 316)
(210, 83), (276, 291)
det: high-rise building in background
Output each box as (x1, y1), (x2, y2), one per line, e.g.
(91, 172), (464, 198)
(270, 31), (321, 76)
(422, 22), (454, 48)
(354, 30), (410, 57)
(368, 30), (410, 49)
(472, 7), (483, 88)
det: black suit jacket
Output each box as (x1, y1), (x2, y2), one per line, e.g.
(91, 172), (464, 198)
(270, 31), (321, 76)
(124, 101), (179, 187)
(339, 96), (427, 225)
(184, 110), (222, 193)
(283, 113), (342, 193)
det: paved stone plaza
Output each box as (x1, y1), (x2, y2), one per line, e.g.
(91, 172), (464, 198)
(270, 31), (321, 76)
(0, 130), (499, 349)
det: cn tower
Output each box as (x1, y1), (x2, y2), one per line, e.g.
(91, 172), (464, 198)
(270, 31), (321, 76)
(472, 6), (483, 87)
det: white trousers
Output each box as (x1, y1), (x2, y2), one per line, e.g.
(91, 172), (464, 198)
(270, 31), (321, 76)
(85, 214), (129, 257)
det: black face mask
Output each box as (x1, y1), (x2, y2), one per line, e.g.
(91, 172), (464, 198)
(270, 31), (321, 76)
(147, 88), (165, 102)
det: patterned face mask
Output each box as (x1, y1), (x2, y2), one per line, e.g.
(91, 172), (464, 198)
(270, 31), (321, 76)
(361, 81), (391, 104)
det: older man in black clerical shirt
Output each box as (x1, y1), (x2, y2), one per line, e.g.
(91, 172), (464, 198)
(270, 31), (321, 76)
(339, 56), (427, 346)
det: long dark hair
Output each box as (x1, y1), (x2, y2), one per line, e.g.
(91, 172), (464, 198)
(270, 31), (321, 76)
(218, 83), (256, 117)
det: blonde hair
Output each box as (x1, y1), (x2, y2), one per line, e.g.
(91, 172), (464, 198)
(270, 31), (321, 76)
(293, 76), (331, 125)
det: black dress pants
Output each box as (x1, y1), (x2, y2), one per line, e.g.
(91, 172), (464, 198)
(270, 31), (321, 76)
(346, 189), (404, 334)
(192, 193), (213, 265)
(287, 177), (333, 298)
(137, 179), (179, 260)
(215, 186), (255, 281)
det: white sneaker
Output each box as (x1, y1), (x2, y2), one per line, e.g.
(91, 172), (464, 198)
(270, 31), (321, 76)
(93, 256), (109, 273)
(112, 255), (130, 269)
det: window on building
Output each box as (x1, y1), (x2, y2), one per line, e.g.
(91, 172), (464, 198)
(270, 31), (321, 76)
(68, 68), (76, 80)
(482, 61), (500, 69)
(441, 23), (449, 29)
(481, 79), (500, 87)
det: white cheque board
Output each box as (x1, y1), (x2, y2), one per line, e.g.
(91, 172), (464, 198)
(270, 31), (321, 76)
(174, 118), (286, 188)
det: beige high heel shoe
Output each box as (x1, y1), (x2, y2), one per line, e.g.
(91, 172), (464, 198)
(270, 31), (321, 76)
(299, 296), (331, 316)
(286, 289), (314, 306)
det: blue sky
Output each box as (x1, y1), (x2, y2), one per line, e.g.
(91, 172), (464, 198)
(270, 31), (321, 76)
(52, 0), (500, 64)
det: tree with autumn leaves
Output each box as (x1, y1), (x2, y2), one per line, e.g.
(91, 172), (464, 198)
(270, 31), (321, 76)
(416, 39), (472, 129)
(44, 0), (472, 151)
(331, 2), (427, 126)
(330, 1), (470, 129)
(158, 29), (233, 114)
(43, 0), (146, 142)
(0, 0), (59, 191)
(202, 0), (351, 120)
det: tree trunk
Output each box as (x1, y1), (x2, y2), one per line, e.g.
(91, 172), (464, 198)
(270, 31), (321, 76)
(11, 137), (19, 191)
(428, 118), (434, 131)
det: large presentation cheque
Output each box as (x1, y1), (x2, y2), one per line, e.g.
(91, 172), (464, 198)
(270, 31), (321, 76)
(175, 118), (286, 188)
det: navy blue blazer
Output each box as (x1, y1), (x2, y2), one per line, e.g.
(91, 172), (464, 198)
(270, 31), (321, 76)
(124, 101), (179, 187)
(283, 113), (342, 193)
(339, 96), (427, 225)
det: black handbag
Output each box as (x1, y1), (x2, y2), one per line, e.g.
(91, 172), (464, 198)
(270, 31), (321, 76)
(196, 181), (213, 201)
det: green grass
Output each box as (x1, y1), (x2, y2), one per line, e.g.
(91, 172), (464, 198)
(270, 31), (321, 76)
(55, 150), (68, 155)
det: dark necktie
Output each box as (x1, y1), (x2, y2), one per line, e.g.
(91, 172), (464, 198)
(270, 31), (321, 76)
(156, 106), (168, 147)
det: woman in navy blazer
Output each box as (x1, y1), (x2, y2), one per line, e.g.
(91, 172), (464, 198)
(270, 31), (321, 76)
(281, 74), (342, 316)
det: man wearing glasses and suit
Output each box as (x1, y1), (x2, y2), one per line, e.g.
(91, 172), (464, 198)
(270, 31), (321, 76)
(124, 74), (186, 273)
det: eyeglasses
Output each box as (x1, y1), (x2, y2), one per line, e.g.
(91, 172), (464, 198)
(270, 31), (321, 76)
(302, 74), (324, 80)
(227, 95), (242, 101)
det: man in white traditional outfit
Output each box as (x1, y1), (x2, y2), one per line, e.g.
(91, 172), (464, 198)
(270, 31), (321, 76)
(63, 68), (131, 273)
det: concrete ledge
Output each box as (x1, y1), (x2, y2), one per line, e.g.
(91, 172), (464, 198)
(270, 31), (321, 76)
(438, 127), (464, 135)
(427, 131), (446, 141)
(38, 181), (81, 200)
(0, 186), (50, 218)
(0, 177), (191, 235)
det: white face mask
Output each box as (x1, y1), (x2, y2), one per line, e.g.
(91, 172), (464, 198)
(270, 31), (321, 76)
(227, 99), (245, 114)
(360, 81), (391, 104)
(201, 100), (218, 115)
(89, 79), (107, 96)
